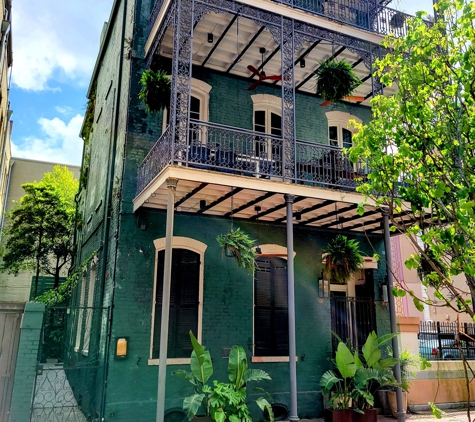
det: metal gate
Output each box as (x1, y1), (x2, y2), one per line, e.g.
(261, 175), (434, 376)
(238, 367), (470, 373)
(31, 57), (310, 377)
(0, 303), (23, 422)
(30, 306), (110, 422)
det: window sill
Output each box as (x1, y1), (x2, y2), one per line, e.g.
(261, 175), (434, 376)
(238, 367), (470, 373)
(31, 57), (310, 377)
(148, 358), (191, 366)
(251, 356), (298, 363)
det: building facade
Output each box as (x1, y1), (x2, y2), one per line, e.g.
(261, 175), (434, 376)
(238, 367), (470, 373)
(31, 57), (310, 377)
(71, 0), (414, 420)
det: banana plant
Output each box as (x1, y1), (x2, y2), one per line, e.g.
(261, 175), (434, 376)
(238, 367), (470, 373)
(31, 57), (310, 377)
(173, 331), (214, 419)
(174, 332), (274, 422)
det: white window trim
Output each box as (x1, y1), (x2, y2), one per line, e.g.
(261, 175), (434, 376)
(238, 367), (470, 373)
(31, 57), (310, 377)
(162, 78), (212, 133)
(75, 275), (87, 353)
(251, 94), (282, 160)
(82, 261), (97, 356)
(325, 111), (362, 148)
(252, 244), (296, 361)
(149, 236), (207, 365)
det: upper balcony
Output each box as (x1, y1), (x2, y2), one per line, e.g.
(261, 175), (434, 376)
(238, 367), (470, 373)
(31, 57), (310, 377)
(148, 0), (413, 46)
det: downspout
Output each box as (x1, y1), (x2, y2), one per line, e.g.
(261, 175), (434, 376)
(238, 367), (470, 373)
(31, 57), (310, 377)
(0, 157), (13, 241)
(383, 209), (405, 422)
(284, 194), (298, 422)
(98, 0), (128, 417)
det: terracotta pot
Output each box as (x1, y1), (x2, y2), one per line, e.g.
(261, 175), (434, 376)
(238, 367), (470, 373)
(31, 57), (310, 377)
(354, 408), (378, 422)
(324, 409), (354, 422)
(387, 390), (407, 418)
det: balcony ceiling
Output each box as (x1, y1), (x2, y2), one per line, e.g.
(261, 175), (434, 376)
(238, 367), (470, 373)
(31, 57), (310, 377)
(134, 166), (420, 236)
(156, 12), (396, 106)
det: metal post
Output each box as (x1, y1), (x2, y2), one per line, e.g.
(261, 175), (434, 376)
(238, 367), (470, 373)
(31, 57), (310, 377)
(157, 178), (178, 422)
(284, 194), (299, 422)
(382, 209), (405, 422)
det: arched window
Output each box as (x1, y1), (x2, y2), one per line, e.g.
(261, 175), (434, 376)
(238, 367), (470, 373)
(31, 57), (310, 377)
(251, 94), (282, 159)
(325, 111), (362, 148)
(150, 237), (207, 364)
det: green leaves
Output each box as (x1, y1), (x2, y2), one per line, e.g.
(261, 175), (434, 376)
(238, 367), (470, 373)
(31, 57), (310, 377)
(216, 228), (258, 272)
(314, 59), (361, 102)
(138, 69), (171, 113)
(320, 370), (342, 395)
(324, 235), (363, 284)
(335, 342), (357, 379)
(190, 331), (213, 385)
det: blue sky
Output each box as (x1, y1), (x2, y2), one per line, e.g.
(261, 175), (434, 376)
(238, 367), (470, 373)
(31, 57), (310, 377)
(10, 0), (434, 167)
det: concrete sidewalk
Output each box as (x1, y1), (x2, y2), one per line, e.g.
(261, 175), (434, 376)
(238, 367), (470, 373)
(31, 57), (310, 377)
(309, 409), (475, 422)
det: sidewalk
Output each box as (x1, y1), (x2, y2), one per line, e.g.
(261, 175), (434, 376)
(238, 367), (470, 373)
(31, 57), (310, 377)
(309, 409), (475, 422)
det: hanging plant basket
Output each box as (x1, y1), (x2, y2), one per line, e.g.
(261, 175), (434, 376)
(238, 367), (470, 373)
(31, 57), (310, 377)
(314, 59), (361, 103)
(216, 228), (258, 272)
(138, 69), (171, 113)
(390, 11), (406, 28)
(323, 235), (363, 284)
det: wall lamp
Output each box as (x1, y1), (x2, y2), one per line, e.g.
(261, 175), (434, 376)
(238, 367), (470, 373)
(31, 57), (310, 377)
(115, 337), (129, 360)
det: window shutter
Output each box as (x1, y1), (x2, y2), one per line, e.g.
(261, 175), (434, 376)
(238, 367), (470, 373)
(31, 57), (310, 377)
(153, 249), (199, 359)
(254, 257), (289, 356)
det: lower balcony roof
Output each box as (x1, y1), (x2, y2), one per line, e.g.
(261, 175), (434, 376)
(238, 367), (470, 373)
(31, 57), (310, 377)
(133, 165), (418, 236)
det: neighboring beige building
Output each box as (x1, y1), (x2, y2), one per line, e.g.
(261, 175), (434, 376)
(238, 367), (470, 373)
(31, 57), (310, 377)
(0, 158), (80, 303)
(0, 0), (13, 230)
(392, 235), (472, 324)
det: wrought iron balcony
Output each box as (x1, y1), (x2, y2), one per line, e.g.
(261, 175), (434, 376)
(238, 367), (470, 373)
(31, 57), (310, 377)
(149, 0), (412, 40)
(137, 120), (368, 195)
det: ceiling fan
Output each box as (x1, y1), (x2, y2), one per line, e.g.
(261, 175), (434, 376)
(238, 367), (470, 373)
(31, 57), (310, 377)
(247, 48), (282, 91)
(320, 96), (365, 106)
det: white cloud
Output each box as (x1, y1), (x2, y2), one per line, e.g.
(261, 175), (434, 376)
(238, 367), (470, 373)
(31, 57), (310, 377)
(12, 115), (84, 166)
(12, 1), (111, 91)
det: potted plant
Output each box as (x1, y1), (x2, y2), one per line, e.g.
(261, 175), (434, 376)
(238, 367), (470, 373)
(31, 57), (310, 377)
(216, 228), (258, 272)
(323, 235), (363, 283)
(173, 331), (274, 422)
(320, 331), (399, 422)
(314, 59), (361, 103)
(390, 11), (406, 28)
(138, 69), (171, 113)
(387, 349), (419, 418)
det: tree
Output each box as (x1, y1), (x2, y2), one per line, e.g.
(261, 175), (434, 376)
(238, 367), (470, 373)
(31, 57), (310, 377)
(350, 0), (475, 320)
(1, 166), (79, 297)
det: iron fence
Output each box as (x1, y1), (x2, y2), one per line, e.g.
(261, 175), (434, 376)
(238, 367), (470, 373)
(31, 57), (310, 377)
(418, 321), (475, 361)
(330, 296), (376, 353)
(137, 119), (369, 194)
(31, 306), (110, 422)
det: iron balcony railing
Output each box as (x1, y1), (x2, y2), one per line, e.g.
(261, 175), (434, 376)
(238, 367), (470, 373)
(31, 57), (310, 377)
(136, 119), (369, 194)
(330, 296), (377, 353)
(148, 0), (413, 39)
(419, 321), (475, 361)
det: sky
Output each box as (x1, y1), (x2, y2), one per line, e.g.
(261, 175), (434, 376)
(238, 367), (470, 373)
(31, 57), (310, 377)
(9, 0), (435, 167)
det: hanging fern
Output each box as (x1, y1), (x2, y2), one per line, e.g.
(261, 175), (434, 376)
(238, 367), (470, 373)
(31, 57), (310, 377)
(323, 235), (363, 283)
(138, 69), (171, 113)
(314, 59), (361, 103)
(216, 228), (258, 273)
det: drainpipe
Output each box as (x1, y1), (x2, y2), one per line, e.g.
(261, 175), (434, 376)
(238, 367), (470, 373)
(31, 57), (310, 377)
(382, 209), (405, 422)
(157, 177), (178, 422)
(284, 194), (298, 422)
(0, 157), (13, 241)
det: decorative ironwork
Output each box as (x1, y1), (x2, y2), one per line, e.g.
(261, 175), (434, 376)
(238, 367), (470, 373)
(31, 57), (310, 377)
(330, 296), (377, 352)
(30, 306), (110, 422)
(137, 126), (172, 193)
(146, 1), (176, 67)
(137, 120), (371, 193)
(281, 17), (296, 181)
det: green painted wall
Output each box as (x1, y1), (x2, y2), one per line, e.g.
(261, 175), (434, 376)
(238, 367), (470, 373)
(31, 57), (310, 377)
(101, 210), (388, 421)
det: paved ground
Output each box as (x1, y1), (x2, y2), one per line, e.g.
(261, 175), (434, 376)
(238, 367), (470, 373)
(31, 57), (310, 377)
(308, 409), (475, 422)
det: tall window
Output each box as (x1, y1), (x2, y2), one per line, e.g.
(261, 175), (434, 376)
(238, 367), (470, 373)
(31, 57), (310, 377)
(254, 256), (289, 356)
(152, 249), (200, 359)
(326, 111), (361, 148)
(252, 94), (282, 159)
(83, 261), (96, 355)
